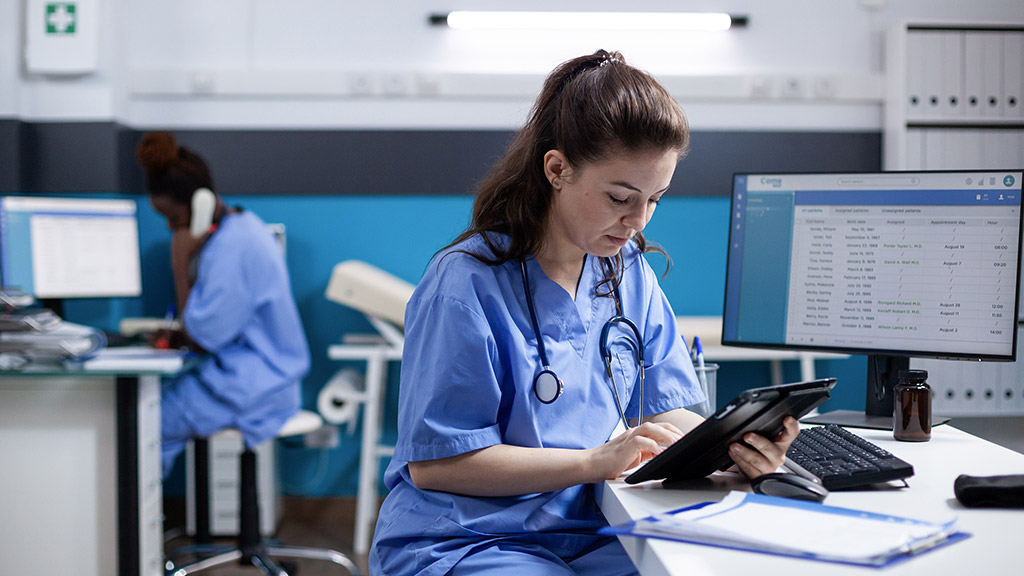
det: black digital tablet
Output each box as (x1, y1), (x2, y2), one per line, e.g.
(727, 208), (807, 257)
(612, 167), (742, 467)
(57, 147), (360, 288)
(625, 378), (837, 485)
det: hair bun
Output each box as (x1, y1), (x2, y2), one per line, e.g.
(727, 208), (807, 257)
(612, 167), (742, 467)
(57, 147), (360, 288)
(136, 131), (179, 173)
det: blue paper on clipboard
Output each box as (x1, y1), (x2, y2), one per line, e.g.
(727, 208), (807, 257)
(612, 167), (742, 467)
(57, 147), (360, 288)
(600, 491), (968, 568)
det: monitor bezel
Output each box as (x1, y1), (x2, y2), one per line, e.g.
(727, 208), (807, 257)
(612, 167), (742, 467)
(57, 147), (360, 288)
(722, 168), (1024, 363)
(0, 194), (144, 300)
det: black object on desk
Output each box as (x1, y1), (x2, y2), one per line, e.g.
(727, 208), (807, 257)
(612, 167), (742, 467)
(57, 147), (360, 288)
(954, 474), (1024, 508)
(626, 378), (836, 484)
(102, 330), (147, 348)
(786, 424), (915, 490)
(751, 472), (829, 502)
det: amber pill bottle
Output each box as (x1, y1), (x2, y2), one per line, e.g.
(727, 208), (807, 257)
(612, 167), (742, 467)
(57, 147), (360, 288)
(893, 369), (931, 442)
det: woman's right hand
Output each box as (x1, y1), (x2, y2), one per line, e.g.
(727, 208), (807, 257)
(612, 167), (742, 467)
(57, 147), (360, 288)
(587, 421), (684, 481)
(148, 328), (188, 350)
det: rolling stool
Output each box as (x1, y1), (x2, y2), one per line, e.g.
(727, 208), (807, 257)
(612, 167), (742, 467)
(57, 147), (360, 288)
(167, 410), (360, 576)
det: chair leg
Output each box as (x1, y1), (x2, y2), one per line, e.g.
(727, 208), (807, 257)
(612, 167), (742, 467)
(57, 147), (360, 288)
(167, 438), (231, 565)
(266, 545), (361, 575)
(249, 551), (289, 576)
(239, 448), (261, 559)
(166, 550), (243, 576)
(166, 444), (361, 576)
(194, 437), (211, 544)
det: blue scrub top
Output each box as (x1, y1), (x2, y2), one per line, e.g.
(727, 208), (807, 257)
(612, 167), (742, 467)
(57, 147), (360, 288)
(371, 233), (703, 576)
(167, 211), (309, 448)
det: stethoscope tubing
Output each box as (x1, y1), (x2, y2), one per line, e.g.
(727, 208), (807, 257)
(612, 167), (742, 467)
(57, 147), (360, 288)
(520, 258), (645, 425)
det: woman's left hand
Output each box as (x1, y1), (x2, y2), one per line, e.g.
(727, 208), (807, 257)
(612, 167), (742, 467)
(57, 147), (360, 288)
(727, 416), (800, 479)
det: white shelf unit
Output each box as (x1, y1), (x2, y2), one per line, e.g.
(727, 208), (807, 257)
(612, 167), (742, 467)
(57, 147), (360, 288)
(885, 22), (1024, 171)
(886, 22), (1024, 417)
(915, 324), (1024, 416)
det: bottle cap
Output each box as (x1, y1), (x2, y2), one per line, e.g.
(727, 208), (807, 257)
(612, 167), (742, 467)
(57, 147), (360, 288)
(898, 369), (928, 383)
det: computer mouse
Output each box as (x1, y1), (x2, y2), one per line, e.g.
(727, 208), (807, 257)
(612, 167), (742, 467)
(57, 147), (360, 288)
(750, 473), (829, 502)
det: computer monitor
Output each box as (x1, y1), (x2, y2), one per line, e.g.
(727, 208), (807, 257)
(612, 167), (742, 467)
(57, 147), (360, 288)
(0, 196), (143, 299)
(722, 170), (1023, 428)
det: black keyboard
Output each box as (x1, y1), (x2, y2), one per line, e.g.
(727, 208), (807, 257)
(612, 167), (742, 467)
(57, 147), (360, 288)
(785, 424), (914, 490)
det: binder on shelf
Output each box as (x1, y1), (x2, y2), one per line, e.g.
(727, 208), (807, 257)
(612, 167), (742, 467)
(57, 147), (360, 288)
(940, 31), (964, 117)
(985, 130), (1020, 169)
(923, 128), (948, 169)
(904, 30), (927, 119)
(601, 491), (967, 568)
(920, 31), (944, 118)
(964, 31), (986, 118)
(956, 129), (984, 169)
(1002, 32), (1023, 119)
(904, 128), (924, 170)
(981, 32), (1004, 118)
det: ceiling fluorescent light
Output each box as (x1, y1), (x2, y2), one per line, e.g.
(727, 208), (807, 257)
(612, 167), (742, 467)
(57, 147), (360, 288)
(429, 11), (747, 31)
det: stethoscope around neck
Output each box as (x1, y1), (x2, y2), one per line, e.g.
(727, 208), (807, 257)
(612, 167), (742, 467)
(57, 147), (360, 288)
(519, 259), (646, 429)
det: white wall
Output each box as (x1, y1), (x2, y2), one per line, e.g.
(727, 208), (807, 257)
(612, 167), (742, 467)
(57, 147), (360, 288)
(3, 0), (1023, 130)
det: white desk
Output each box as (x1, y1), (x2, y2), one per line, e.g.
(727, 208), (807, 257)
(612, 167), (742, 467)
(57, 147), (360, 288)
(0, 361), (178, 576)
(600, 425), (1022, 575)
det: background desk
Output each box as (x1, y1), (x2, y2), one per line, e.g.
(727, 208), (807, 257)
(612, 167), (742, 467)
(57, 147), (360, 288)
(600, 425), (1022, 575)
(0, 363), (174, 576)
(676, 316), (848, 386)
(700, 345), (847, 386)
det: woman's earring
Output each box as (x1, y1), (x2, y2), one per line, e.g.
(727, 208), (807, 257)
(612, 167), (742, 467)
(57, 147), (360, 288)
(551, 177), (561, 190)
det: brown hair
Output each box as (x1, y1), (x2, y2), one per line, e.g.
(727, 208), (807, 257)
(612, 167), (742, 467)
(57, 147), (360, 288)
(445, 50), (689, 293)
(136, 131), (215, 205)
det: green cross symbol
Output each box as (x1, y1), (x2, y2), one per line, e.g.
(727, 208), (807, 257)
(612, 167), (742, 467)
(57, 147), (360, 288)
(46, 3), (77, 35)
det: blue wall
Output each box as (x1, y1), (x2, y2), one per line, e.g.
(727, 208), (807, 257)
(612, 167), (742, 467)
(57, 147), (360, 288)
(62, 193), (868, 496)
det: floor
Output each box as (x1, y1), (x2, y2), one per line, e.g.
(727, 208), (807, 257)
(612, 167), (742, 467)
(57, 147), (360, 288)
(164, 497), (369, 576)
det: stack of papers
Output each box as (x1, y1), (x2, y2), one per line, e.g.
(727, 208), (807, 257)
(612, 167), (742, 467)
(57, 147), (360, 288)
(0, 320), (105, 360)
(602, 491), (966, 567)
(73, 346), (190, 373)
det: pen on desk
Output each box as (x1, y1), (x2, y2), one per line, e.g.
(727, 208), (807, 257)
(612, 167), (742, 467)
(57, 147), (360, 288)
(154, 304), (175, 349)
(694, 336), (710, 412)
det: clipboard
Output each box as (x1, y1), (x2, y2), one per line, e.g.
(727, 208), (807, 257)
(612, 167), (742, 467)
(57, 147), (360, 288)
(600, 491), (967, 568)
(626, 378), (836, 485)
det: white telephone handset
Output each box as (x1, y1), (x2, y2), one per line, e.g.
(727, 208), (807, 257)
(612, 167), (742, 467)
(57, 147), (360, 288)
(189, 187), (216, 237)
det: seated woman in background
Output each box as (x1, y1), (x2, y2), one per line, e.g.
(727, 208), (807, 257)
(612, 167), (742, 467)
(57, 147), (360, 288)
(136, 131), (310, 477)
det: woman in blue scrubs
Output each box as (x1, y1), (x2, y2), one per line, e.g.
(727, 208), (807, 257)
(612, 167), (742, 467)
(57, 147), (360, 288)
(371, 50), (799, 575)
(136, 132), (310, 477)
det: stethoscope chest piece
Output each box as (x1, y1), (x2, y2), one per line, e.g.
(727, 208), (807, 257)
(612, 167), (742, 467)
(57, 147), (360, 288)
(520, 257), (643, 424)
(534, 369), (564, 404)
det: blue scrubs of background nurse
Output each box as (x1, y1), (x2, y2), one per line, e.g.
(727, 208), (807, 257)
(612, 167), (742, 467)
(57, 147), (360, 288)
(370, 50), (800, 576)
(136, 132), (310, 477)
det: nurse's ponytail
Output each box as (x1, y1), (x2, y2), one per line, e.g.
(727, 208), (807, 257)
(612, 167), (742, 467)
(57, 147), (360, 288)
(443, 50), (688, 292)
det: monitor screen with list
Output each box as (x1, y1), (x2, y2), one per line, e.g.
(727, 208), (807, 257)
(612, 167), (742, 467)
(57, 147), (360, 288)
(722, 171), (1023, 428)
(0, 196), (142, 299)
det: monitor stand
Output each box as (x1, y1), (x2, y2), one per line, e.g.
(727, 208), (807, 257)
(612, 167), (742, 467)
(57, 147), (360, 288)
(801, 354), (950, 430)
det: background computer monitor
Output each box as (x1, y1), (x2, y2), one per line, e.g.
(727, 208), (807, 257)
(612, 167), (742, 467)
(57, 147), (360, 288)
(0, 196), (143, 301)
(722, 170), (1024, 428)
